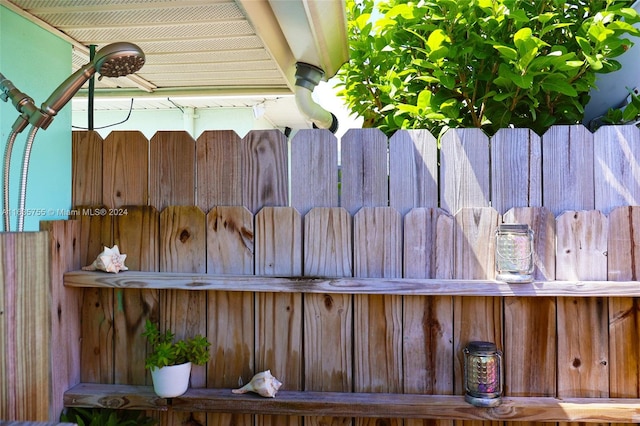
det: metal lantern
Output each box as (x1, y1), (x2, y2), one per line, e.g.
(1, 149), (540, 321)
(463, 341), (503, 407)
(495, 224), (534, 283)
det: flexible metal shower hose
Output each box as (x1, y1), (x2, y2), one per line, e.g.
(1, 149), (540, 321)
(16, 126), (39, 232)
(2, 129), (18, 231)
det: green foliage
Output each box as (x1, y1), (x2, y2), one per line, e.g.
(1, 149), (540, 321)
(336, 0), (640, 136)
(602, 87), (640, 124)
(60, 407), (157, 426)
(142, 319), (211, 369)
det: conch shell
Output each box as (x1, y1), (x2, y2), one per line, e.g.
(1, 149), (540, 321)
(82, 245), (128, 273)
(232, 370), (282, 398)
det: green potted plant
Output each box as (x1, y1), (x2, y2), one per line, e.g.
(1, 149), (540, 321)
(142, 319), (211, 398)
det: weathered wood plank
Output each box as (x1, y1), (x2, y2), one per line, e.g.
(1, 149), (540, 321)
(73, 207), (114, 384)
(594, 125), (640, 215)
(0, 232), (50, 420)
(72, 130), (103, 207)
(206, 206), (253, 275)
(196, 130), (243, 211)
(255, 206), (303, 426)
(353, 207), (403, 426)
(241, 130), (289, 214)
(541, 125), (594, 216)
(206, 206), (254, 426)
(303, 207), (353, 426)
(556, 210), (610, 426)
(64, 270), (640, 297)
(113, 206), (160, 386)
(102, 131), (148, 209)
(159, 206), (207, 426)
(490, 129), (542, 214)
(403, 208), (454, 426)
(389, 129), (439, 215)
(290, 129), (339, 216)
(452, 208), (501, 397)
(502, 208), (556, 404)
(608, 206), (640, 399)
(149, 131), (196, 210)
(41, 220), (82, 419)
(64, 383), (640, 423)
(159, 206), (206, 274)
(340, 128), (388, 216)
(440, 129), (490, 215)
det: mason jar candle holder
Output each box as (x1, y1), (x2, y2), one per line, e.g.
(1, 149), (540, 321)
(495, 224), (534, 283)
(463, 341), (503, 407)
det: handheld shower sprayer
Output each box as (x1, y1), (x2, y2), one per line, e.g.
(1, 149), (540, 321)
(1, 42), (145, 231)
(1, 41), (145, 133)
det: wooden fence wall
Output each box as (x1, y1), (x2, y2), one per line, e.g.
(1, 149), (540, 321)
(4, 124), (640, 424)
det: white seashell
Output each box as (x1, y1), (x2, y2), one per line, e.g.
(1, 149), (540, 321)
(82, 245), (128, 273)
(232, 370), (282, 398)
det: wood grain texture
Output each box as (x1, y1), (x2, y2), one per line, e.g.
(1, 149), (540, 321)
(501, 208), (556, 403)
(490, 128), (542, 214)
(608, 206), (640, 399)
(196, 130), (243, 211)
(206, 206), (253, 275)
(255, 206), (303, 426)
(242, 130), (289, 214)
(0, 232), (50, 421)
(403, 208), (454, 426)
(159, 206), (207, 426)
(556, 210), (609, 426)
(65, 270), (640, 297)
(206, 206), (254, 426)
(340, 128), (388, 216)
(102, 131), (148, 208)
(541, 125), (594, 216)
(389, 129), (439, 215)
(72, 130), (103, 206)
(159, 206), (206, 274)
(149, 131), (196, 210)
(594, 125), (640, 215)
(290, 129), (339, 216)
(440, 129), (490, 215)
(64, 383), (640, 422)
(353, 207), (403, 426)
(303, 207), (353, 426)
(73, 207), (114, 385)
(40, 220), (82, 419)
(452, 208), (501, 397)
(113, 206), (160, 386)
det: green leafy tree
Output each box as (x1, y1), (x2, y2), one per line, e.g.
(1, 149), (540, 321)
(336, 0), (640, 136)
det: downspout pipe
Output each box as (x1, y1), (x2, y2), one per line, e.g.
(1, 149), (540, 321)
(294, 62), (339, 133)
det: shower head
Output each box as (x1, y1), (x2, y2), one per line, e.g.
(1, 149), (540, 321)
(93, 41), (146, 78)
(40, 42), (145, 120)
(1, 41), (145, 133)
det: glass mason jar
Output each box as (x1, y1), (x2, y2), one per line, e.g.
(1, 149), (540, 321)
(463, 341), (503, 407)
(495, 224), (534, 283)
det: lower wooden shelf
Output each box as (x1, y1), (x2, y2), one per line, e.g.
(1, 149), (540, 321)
(63, 383), (640, 423)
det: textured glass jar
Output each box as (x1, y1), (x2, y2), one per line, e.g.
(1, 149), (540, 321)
(495, 224), (534, 283)
(463, 341), (503, 407)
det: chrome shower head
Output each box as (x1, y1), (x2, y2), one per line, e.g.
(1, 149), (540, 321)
(94, 42), (146, 78)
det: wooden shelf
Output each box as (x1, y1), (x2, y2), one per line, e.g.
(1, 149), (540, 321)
(65, 270), (640, 297)
(63, 383), (640, 423)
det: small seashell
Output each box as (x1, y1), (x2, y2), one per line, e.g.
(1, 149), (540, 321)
(82, 245), (128, 273)
(232, 370), (282, 398)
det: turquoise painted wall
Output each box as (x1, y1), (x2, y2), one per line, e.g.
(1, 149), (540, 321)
(0, 5), (71, 231)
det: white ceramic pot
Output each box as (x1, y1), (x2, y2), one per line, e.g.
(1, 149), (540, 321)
(150, 362), (192, 398)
